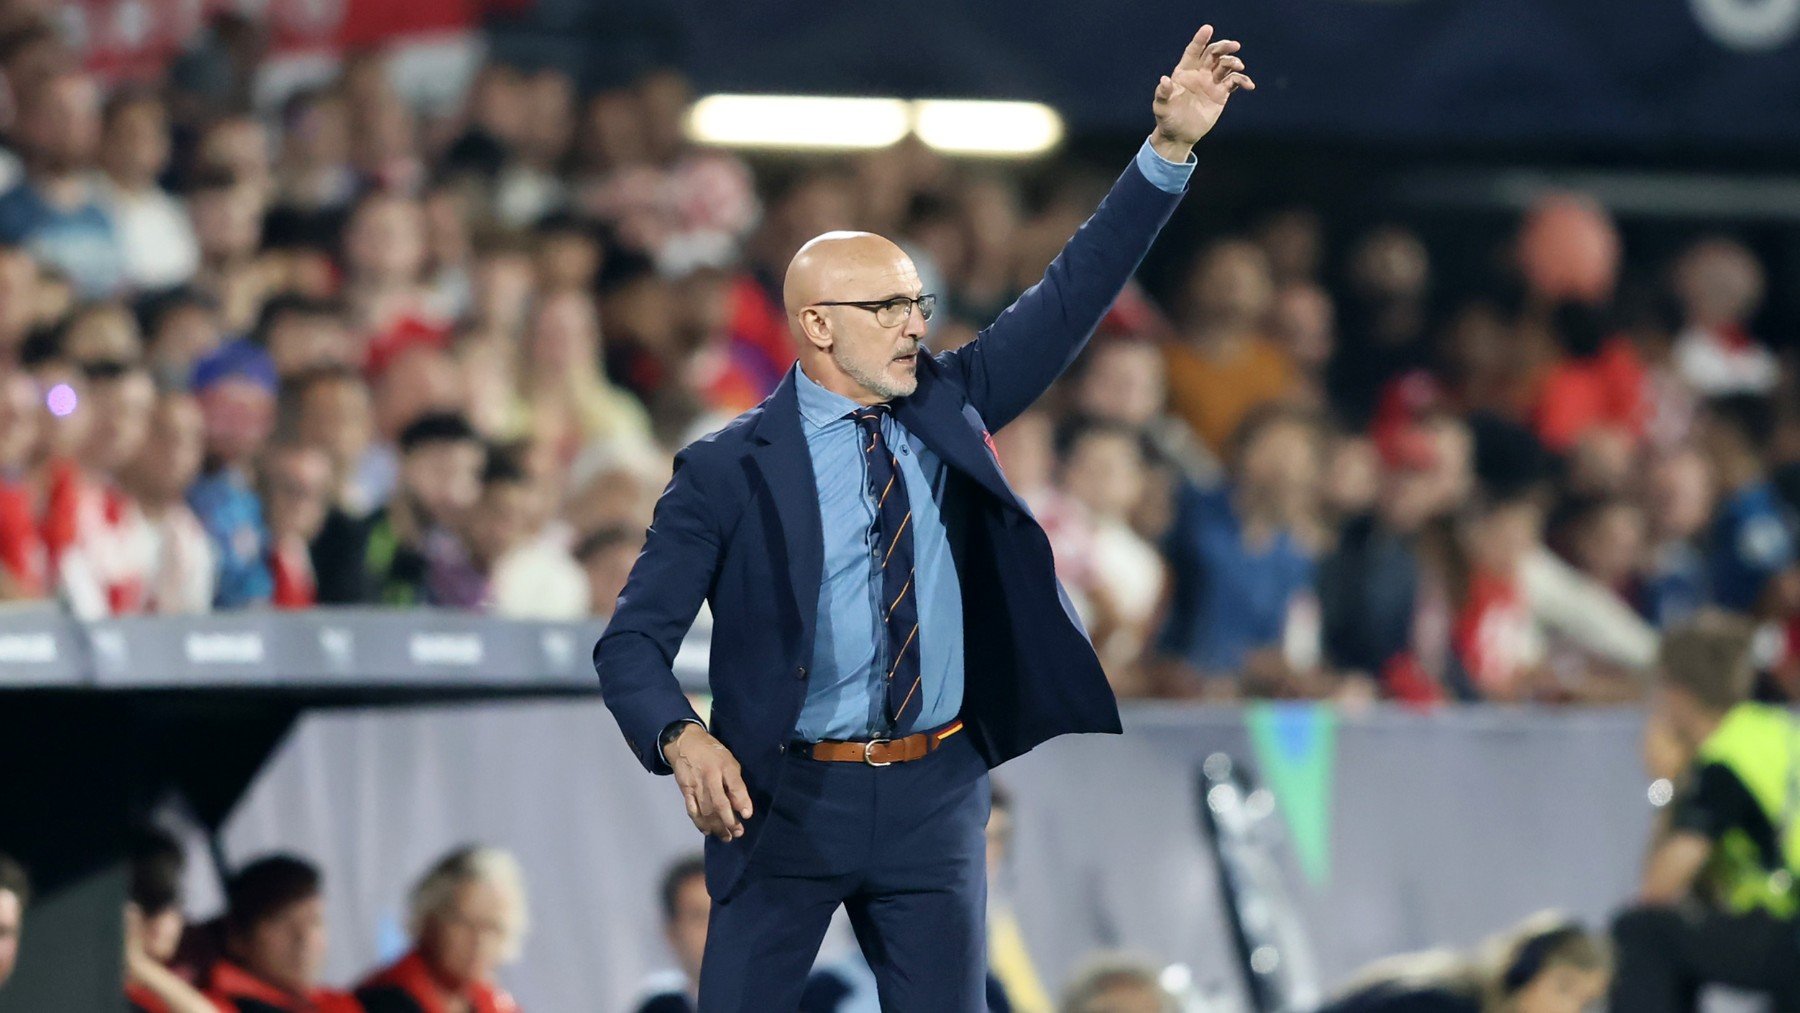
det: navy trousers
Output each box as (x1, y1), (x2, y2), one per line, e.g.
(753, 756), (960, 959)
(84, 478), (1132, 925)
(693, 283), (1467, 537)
(698, 730), (991, 1012)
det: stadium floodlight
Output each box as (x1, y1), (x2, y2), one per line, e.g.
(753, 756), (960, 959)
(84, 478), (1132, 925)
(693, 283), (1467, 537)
(911, 99), (1064, 156)
(685, 95), (1066, 157)
(685, 94), (911, 151)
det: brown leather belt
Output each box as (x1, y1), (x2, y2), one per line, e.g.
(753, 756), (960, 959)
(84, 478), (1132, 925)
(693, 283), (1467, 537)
(802, 720), (965, 766)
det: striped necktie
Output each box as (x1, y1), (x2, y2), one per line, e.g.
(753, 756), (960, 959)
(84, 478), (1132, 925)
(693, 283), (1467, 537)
(849, 404), (922, 734)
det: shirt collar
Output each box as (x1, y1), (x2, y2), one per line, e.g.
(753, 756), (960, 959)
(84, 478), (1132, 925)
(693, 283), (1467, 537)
(793, 365), (867, 431)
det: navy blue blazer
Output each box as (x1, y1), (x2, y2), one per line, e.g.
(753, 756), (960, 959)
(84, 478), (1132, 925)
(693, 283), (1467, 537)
(594, 158), (1183, 898)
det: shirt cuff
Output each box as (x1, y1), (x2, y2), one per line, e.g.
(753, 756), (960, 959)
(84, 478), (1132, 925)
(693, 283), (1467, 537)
(1134, 138), (1196, 194)
(658, 717), (706, 767)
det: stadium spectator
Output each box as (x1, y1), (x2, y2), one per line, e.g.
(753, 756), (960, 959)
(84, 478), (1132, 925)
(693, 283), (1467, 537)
(1319, 912), (1611, 1013)
(124, 392), (216, 614)
(0, 242), (39, 357)
(344, 191), (450, 374)
(139, 287), (225, 391)
(1162, 239), (1293, 455)
(1328, 226), (1432, 429)
(1070, 336), (1216, 487)
(44, 359), (157, 618)
(254, 296), (356, 380)
(271, 87), (356, 215)
(1640, 447), (1714, 627)
(355, 846), (526, 1013)
(1058, 954), (1174, 1013)
(186, 169), (268, 333)
(287, 365), (378, 517)
(1157, 404), (1324, 694)
(313, 412), (483, 606)
(1696, 395), (1798, 615)
(1611, 613), (1800, 1012)
(207, 854), (361, 1013)
(1671, 237), (1777, 397)
(261, 443), (332, 609)
(187, 341), (277, 608)
(575, 525), (642, 617)
(0, 851), (25, 990)
(514, 288), (653, 467)
(125, 825), (214, 1013)
(95, 88), (197, 291)
(632, 854), (706, 1013)
(1054, 420), (1167, 693)
(0, 367), (44, 599)
(0, 69), (125, 297)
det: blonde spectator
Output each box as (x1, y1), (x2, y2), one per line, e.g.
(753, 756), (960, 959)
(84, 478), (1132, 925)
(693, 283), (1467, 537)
(354, 846), (528, 1013)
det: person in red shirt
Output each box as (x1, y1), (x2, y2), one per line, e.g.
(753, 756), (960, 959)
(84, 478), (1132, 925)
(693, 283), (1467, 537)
(1451, 491), (1548, 701)
(125, 827), (216, 1013)
(260, 443), (333, 609)
(354, 847), (526, 1013)
(0, 368), (46, 600)
(205, 855), (362, 1013)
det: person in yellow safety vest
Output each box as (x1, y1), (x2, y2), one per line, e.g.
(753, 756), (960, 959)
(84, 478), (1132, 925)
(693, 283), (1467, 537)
(1611, 611), (1800, 1012)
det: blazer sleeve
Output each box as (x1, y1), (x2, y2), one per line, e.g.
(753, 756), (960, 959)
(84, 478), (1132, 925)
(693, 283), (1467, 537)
(593, 446), (719, 774)
(935, 157), (1184, 432)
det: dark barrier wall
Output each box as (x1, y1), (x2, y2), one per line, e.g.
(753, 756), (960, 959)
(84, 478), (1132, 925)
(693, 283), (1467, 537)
(516, 0), (1800, 147)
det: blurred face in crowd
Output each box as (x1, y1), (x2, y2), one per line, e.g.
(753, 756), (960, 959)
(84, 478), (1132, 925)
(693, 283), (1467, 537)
(82, 369), (155, 474)
(1511, 961), (1611, 1013)
(474, 248), (536, 334)
(1323, 435), (1380, 518)
(284, 92), (349, 171)
(100, 95), (170, 188)
(138, 902), (185, 964)
(467, 64), (530, 147)
(146, 303), (224, 387)
(401, 438), (484, 528)
(664, 871), (709, 985)
(1071, 977), (1169, 1013)
(0, 886), (20, 987)
(1236, 415), (1322, 508)
(1564, 426), (1635, 498)
(421, 877), (513, 988)
(191, 183), (265, 263)
(1673, 238), (1762, 329)
(198, 378), (275, 465)
(1183, 240), (1274, 334)
(467, 479), (534, 568)
(581, 533), (642, 616)
(345, 194), (426, 287)
(131, 395), (205, 504)
(264, 446), (332, 542)
(20, 71), (100, 174)
(1270, 283), (1334, 372)
(1257, 208), (1323, 285)
(0, 248), (37, 345)
(522, 70), (576, 168)
(296, 375), (373, 473)
(787, 232), (928, 402)
(375, 348), (464, 442)
(235, 895), (327, 995)
(422, 185), (472, 271)
(1062, 429), (1146, 523)
(1350, 226), (1430, 303)
(1467, 498), (1543, 576)
(637, 70), (692, 164)
(1574, 500), (1647, 588)
(200, 116), (272, 194)
(64, 305), (141, 365)
(1646, 449), (1714, 542)
(1076, 340), (1166, 427)
(266, 311), (353, 378)
(991, 411), (1054, 495)
(581, 89), (648, 170)
(527, 291), (600, 374)
(0, 372), (40, 472)
(536, 228), (602, 294)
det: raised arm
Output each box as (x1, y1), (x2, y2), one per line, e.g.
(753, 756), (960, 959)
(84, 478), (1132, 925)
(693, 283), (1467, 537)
(937, 24), (1255, 430)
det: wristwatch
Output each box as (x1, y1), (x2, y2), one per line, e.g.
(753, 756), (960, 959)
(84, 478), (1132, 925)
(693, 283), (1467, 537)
(659, 718), (702, 764)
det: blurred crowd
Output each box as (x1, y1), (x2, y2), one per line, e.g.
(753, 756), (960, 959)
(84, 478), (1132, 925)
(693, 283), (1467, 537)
(1, 4), (1797, 706)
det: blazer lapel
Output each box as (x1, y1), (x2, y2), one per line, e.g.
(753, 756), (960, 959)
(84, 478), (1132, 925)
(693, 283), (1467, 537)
(748, 371), (824, 648)
(894, 367), (1024, 512)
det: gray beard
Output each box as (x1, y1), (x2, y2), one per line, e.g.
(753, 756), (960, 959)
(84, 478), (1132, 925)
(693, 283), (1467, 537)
(834, 348), (917, 401)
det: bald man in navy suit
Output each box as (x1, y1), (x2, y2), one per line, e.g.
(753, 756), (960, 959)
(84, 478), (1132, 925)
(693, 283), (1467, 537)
(595, 22), (1256, 1010)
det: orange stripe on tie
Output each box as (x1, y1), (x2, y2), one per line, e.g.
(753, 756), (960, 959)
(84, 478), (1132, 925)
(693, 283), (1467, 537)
(877, 473), (896, 508)
(885, 624), (918, 680)
(882, 513), (911, 567)
(894, 673), (923, 719)
(887, 573), (912, 618)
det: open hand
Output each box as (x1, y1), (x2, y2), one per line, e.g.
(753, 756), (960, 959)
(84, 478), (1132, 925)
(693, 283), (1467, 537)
(1151, 24), (1256, 161)
(668, 724), (754, 841)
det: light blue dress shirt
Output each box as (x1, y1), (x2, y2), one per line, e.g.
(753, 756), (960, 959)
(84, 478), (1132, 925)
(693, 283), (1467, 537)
(773, 140), (1194, 746)
(792, 367), (965, 740)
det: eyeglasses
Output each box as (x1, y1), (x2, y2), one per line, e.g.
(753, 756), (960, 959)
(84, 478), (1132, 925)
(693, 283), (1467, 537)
(811, 294), (937, 328)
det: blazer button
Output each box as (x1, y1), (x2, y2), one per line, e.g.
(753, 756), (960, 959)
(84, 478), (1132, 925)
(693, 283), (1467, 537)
(795, 666), (807, 680)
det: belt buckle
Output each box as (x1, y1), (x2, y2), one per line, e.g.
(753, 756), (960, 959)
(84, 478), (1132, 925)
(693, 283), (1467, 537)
(863, 739), (892, 767)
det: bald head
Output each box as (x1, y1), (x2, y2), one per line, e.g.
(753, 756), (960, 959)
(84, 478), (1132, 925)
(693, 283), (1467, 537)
(782, 231), (914, 322)
(783, 231), (928, 404)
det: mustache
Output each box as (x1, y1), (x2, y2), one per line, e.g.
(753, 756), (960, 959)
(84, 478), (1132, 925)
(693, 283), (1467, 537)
(891, 342), (922, 360)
